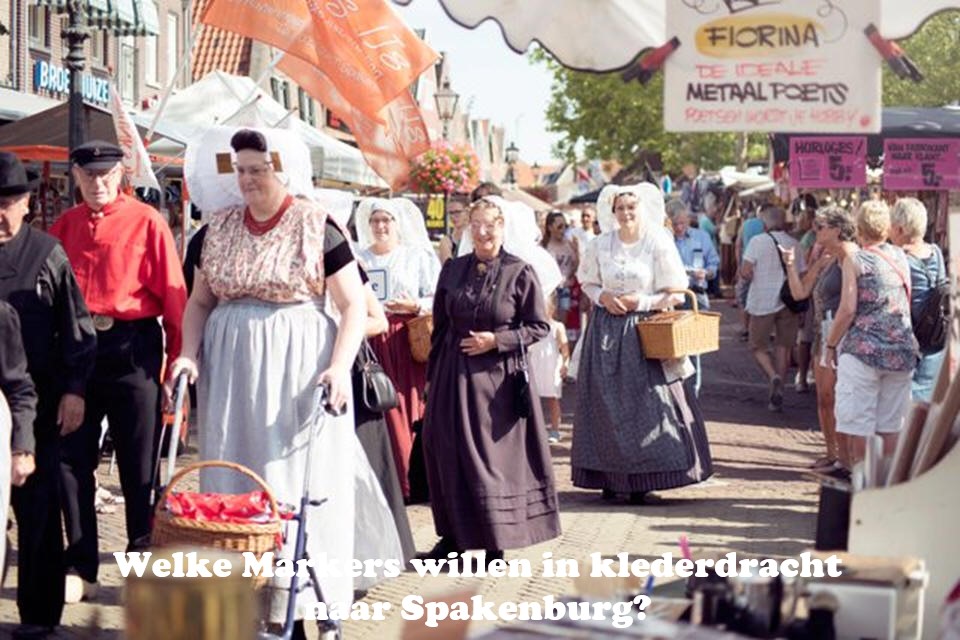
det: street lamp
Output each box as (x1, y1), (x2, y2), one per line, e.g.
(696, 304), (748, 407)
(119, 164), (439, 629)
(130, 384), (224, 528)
(433, 76), (459, 237)
(505, 141), (519, 190)
(65, 0), (90, 198)
(433, 78), (460, 142)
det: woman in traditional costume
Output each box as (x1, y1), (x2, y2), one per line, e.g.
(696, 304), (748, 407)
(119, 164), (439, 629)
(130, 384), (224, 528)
(172, 129), (399, 637)
(572, 183), (713, 504)
(422, 196), (562, 566)
(355, 198), (440, 499)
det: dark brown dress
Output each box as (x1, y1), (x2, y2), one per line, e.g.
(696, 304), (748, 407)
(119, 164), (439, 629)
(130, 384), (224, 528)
(423, 250), (561, 550)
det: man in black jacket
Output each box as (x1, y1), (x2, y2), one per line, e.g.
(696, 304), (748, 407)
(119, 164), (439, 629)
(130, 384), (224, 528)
(0, 152), (97, 639)
(0, 300), (37, 476)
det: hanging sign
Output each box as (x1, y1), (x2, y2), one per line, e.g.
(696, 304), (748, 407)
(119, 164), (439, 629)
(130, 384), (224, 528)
(883, 138), (960, 191)
(789, 136), (867, 188)
(664, 0), (881, 133)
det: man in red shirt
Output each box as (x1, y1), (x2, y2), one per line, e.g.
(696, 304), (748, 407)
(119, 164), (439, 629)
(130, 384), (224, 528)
(50, 141), (187, 600)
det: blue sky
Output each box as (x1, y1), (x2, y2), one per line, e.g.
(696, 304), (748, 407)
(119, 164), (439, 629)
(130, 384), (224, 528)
(393, 0), (563, 164)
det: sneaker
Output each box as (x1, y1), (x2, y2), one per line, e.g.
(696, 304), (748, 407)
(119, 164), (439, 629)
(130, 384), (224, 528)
(768, 376), (783, 412)
(64, 574), (99, 604)
(547, 430), (561, 444)
(794, 372), (810, 393)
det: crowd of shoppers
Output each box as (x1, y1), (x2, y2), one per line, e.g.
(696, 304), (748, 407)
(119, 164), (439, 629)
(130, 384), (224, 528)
(0, 133), (950, 639)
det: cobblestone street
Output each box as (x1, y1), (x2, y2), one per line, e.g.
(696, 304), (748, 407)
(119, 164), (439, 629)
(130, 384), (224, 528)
(0, 300), (824, 638)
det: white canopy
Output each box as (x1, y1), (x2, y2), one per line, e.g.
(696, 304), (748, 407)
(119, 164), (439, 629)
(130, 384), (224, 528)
(393, 0), (960, 71)
(136, 70), (386, 188)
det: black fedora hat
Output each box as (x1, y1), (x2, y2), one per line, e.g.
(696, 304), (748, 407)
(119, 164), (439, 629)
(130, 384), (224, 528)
(0, 151), (40, 197)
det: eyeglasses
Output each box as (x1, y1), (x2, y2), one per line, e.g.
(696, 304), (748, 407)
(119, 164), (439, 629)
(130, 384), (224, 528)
(470, 219), (503, 232)
(369, 216), (394, 226)
(233, 162), (273, 177)
(78, 166), (120, 181)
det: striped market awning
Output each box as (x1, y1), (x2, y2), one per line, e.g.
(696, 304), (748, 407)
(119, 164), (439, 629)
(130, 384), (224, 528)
(35, 0), (159, 36)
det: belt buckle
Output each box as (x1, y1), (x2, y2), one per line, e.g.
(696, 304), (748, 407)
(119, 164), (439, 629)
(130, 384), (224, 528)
(93, 314), (115, 331)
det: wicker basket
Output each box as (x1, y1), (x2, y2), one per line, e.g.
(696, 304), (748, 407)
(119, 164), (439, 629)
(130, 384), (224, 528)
(152, 460), (281, 586)
(636, 289), (721, 360)
(406, 313), (434, 363)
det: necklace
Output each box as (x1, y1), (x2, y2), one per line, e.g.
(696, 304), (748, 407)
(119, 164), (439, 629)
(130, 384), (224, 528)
(244, 195), (293, 235)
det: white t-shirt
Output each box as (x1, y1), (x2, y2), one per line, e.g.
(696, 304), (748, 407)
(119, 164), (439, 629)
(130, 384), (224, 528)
(743, 230), (806, 316)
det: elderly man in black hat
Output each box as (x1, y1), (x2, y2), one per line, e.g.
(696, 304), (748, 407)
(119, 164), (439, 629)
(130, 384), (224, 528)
(49, 141), (186, 601)
(0, 151), (96, 638)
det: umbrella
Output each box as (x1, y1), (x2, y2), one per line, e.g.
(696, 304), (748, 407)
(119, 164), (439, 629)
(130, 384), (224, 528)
(393, 0), (960, 71)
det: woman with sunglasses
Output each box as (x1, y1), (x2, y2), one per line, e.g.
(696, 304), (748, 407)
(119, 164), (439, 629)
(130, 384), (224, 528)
(783, 206), (858, 472)
(541, 211), (578, 322)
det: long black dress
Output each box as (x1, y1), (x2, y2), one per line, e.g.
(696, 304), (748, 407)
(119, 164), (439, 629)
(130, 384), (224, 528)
(423, 250), (561, 550)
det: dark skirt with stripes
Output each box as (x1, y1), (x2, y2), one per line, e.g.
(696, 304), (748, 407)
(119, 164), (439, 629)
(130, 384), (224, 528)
(572, 307), (713, 492)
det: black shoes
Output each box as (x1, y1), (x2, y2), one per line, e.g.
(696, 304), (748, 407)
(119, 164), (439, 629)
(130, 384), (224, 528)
(602, 489), (616, 501)
(417, 536), (462, 561)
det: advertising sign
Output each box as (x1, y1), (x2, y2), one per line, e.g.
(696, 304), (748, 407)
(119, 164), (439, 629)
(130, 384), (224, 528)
(665, 0), (881, 133)
(789, 136), (867, 188)
(883, 138), (960, 191)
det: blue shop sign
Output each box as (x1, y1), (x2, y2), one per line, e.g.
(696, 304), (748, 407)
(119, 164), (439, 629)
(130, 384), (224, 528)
(33, 60), (110, 104)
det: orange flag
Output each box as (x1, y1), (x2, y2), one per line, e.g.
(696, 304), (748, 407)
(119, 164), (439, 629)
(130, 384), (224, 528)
(278, 54), (431, 190)
(200, 0), (438, 120)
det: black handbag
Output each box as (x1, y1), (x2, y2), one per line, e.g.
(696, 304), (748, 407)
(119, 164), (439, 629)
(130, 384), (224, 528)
(769, 232), (810, 314)
(514, 330), (533, 419)
(354, 340), (399, 413)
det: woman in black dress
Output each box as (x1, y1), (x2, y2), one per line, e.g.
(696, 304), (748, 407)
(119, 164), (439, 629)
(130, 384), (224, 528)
(422, 197), (561, 567)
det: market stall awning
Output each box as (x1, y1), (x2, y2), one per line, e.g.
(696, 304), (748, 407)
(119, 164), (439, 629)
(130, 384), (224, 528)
(35, 0), (159, 36)
(0, 86), (60, 122)
(393, 0), (960, 72)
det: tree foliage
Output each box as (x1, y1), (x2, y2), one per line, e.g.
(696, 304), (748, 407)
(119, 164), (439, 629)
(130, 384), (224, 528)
(883, 11), (960, 106)
(532, 11), (960, 173)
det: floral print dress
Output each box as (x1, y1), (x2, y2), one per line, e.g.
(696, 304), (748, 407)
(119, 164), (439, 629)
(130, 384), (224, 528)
(840, 245), (918, 372)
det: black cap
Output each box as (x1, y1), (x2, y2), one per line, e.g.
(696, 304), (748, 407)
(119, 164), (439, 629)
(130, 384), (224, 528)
(71, 140), (124, 170)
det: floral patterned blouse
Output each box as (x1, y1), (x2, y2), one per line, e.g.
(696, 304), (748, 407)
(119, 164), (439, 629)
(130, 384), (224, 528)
(202, 199), (326, 302)
(840, 244), (918, 372)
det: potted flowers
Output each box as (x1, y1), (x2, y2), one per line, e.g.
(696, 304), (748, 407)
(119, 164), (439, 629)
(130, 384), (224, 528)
(410, 141), (480, 194)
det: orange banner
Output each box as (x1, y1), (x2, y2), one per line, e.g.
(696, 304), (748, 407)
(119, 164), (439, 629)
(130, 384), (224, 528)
(278, 54), (431, 190)
(200, 0), (438, 120)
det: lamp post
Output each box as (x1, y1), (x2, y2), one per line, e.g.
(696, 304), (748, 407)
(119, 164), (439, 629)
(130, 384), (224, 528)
(505, 141), (519, 190)
(433, 78), (459, 142)
(64, 0), (90, 199)
(433, 77), (460, 237)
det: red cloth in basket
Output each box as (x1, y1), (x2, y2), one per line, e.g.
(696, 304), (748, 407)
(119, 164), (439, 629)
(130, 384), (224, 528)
(165, 490), (280, 524)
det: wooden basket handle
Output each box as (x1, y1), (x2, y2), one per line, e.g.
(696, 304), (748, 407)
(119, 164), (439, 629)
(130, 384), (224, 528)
(155, 460), (280, 520)
(662, 288), (699, 313)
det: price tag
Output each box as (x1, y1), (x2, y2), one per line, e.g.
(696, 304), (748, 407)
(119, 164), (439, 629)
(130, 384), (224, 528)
(883, 138), (960, 191)
(789, 137), (867, 188)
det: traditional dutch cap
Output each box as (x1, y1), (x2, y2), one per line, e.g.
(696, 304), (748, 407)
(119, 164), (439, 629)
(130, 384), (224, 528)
(70, 140), (124, 170)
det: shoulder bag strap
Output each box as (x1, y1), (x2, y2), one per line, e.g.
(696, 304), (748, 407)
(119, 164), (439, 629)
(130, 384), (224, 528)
(767, 232), (788, 276)
(864, 246), (911, 300)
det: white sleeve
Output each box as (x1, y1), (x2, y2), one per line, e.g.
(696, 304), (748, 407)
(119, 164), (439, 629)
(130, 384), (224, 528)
(632, 230), (687, 311)
(416, 248), (440, 313)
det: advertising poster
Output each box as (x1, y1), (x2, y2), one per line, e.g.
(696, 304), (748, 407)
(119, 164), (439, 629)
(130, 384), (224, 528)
(665, 0), (881, 133)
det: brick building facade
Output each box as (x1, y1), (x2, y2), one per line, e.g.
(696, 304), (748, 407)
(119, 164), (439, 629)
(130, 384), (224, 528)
(1, 0), (187, 113)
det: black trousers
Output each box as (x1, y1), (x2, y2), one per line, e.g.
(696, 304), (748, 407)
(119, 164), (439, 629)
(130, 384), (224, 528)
(60, 320), (162, 582)
(11, 399), (65, 626)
